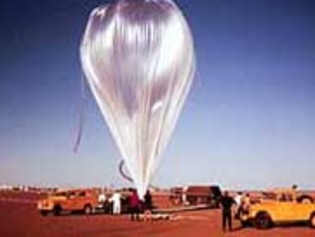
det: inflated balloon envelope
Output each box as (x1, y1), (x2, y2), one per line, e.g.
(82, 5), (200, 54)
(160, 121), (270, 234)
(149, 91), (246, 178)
(80, 0), (195, 199)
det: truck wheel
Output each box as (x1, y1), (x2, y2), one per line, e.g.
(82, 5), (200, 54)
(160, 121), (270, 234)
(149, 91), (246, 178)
(40, 210), (48, 216)
(84, 204), (93, 215)
(299, 196), (313, 204)
(53, 205), (62, 216)
(310, 213), (315, 228)
(241, 220), (251, 228)
(254, 212), (272, 229)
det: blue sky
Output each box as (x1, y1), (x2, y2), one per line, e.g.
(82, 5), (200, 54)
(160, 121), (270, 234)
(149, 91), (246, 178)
(1, 0), (315, 190)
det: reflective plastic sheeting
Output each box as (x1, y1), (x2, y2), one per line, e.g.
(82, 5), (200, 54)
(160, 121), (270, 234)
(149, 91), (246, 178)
(80, 0), (195, 199)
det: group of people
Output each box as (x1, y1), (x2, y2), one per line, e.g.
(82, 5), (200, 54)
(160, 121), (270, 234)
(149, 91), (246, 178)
(98, 188), (153, 221)
(219, 191), (251, 232)
(105, 188), (251, 228)
(99, 185), (300, 230)
(100, 188), (250, 228)
(129, 189), (154, 221)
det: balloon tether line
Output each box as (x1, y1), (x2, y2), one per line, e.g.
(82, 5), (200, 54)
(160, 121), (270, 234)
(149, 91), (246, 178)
(72, 75), (134, 186)
(119, 160), (157, 190)
(119, 160), (133, 182)
(73, 73), (86, 153)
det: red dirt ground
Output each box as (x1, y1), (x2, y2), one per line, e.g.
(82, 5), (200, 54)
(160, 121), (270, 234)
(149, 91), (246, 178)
(1, 191), (315, 237)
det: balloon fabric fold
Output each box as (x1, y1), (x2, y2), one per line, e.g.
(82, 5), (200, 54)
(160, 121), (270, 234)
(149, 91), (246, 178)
(80, 0), (195, 199)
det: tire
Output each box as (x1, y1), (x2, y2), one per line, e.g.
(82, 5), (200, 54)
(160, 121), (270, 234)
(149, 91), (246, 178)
(40, 210), (48, 216)
(254, 212), (272, 229)
(84, 204), (93, 215)
(310, 213), (315, 228)
(241, 220), (251, 228)
(53, 205), (62, 216)
(299, 196), (313, 204)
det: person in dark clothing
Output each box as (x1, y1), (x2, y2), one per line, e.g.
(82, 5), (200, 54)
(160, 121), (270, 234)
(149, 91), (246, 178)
(220, 191), (236, 232)
(143, 190), (153, 222)
(144, 190), (153, 209)
(129, 189), (140, 221)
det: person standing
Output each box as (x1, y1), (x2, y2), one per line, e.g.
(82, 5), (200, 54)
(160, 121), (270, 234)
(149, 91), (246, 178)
(220, 191), (236, 232)
(129, 189), (140, 221)
(234, 191), (243, 219)
(291, 184), (298, 201)
(143, 189), (153, 222)
(109, 190), (121, 214)
(242, 193), (251, 214)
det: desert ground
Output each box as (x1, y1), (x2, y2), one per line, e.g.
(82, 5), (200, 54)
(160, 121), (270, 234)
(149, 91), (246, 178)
(1, 190), (315, 237)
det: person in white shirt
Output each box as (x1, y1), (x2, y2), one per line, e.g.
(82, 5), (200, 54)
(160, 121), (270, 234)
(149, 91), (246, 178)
(234, 192), (243, 219)
(109, 191), (121, 214)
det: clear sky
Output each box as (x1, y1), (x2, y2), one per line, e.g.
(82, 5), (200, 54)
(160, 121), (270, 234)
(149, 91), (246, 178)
(1, 0), (315, 190)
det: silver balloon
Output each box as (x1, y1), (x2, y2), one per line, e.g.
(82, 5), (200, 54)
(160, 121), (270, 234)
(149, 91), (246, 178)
(80, 0), (195, 199)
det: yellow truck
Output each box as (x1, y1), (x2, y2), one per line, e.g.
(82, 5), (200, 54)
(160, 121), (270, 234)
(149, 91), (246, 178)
(240, 189), (315, 229)
(37, 188), (101, 216)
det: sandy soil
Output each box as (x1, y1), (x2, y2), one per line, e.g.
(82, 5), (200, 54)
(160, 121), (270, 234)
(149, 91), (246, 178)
(1, 191), (315, 237)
